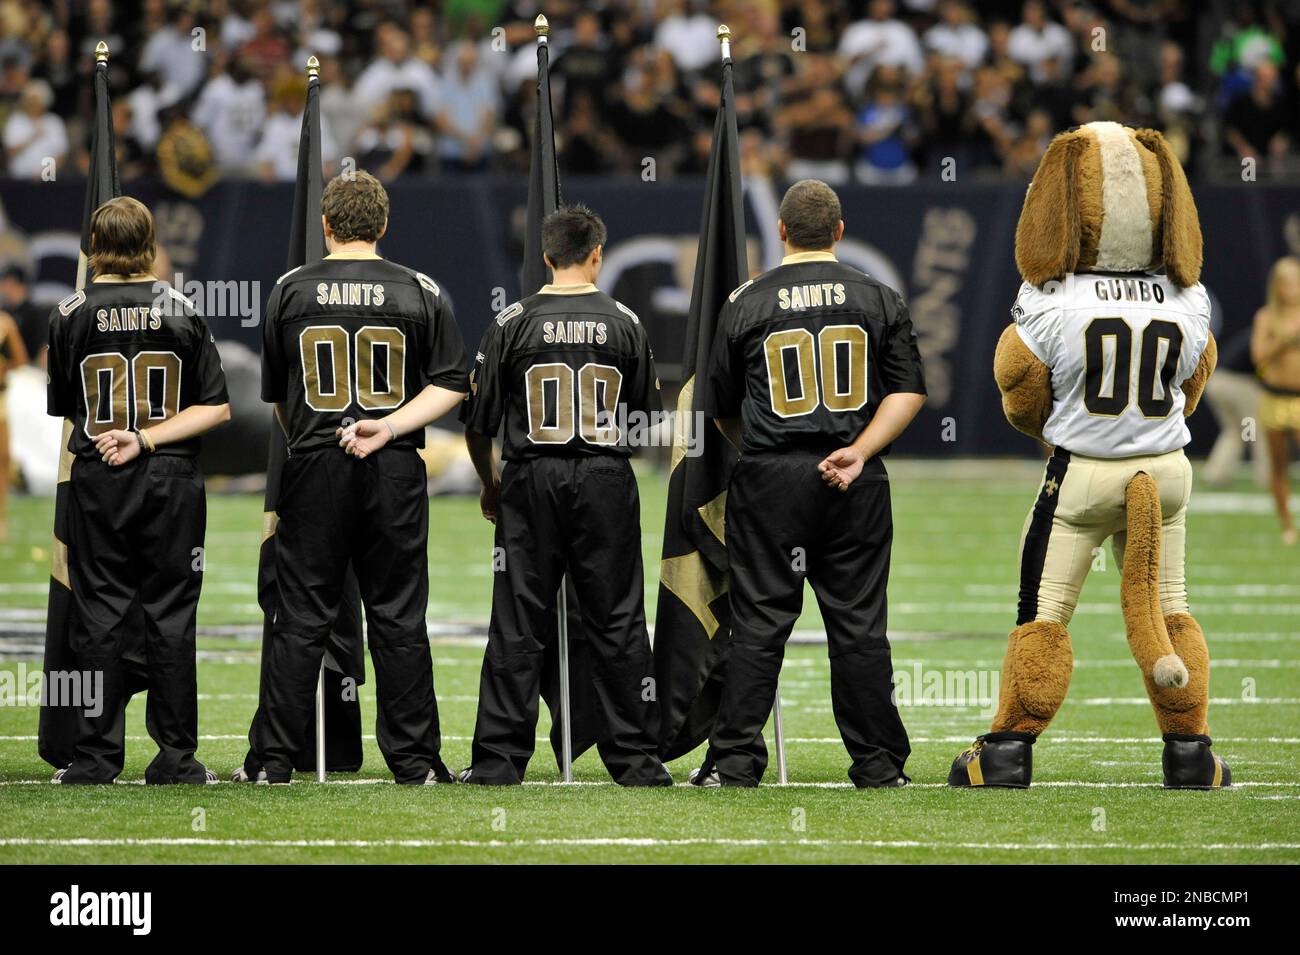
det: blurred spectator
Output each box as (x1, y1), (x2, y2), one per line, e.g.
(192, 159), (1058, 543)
(923, 1), (988, 73)
(1072, 53), (1145, 127)
(1007, 0), (1073, 84)
(854, 65), (918, 184)
(555, 11), (614, 121)
(609, 54), (691, 173)
(356, 89), (428, 181)
(192, 55), (266, 171)
(6, 0), (1297, 185)
(560, 88), (623, 174)
(1004, 107), (1052, 178)
(139, 6), (208, 105)
(318, 54), (368, 164)
(839, 0), (926, 96)
(917, 56), (974, 173)
(3, 80), (67, 180)
(1224, 61), (1290, 167)
(654, 0), (718, 76)
(354, 21), (440, 119)
(255, 73), (336, 181)
(777, 54), (854, 183)
(238, 7), (294, 83)
(110, 98), (151, 179)
(435, 42), (497, 172)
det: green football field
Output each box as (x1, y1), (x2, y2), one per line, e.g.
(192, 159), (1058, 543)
(1, 459), (1297, 864)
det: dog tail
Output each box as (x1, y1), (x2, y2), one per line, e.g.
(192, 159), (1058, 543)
(1121, 473), (1189, 689)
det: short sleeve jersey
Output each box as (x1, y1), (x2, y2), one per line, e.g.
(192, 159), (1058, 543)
(705, 252), (926, 454)
(460, 284), (660, 460)
(1013, 272), (1211, 457)
(261, 254), (469, 451)
(46, 279), (229, 460)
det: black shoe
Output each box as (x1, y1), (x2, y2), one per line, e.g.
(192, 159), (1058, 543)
(1162, 733), (1231, 789)
(948, 732), (1035, 788)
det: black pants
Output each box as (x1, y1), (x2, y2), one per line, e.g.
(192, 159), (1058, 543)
(469, 456), (669, 785)
(63, 454), (207, 784)
(250, 446), (444, 783)
(706, 452), (910, 787)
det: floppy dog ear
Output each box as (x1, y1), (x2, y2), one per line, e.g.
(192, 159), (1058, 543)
(1134, 128), (1202, 288)
(1015, 131), (1089, 287)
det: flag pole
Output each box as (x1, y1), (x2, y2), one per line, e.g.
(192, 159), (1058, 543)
(303, 52), (329, 786)
(534, 11), (574, 786)
(715, 22), (786, 782)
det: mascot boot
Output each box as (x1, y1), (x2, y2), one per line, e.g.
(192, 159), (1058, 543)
(949, 620), (1072, 787)
(1120, 474), (1230, 788)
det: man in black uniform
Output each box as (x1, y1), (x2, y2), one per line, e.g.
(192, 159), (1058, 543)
(241, 171), (469, 784)
(460, 205), (671, 786)
(47, 196), (231, 784)
(694, 179), (926, 788)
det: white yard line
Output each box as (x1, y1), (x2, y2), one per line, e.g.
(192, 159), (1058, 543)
(0, 778), (1296, 788)
(0, 836), (1297, 851)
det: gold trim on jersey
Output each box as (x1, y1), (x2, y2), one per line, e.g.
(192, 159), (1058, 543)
(91, 273), (158, 283)
(781, 251), (838, 265)
(324, 250), (382, 260)
(539, 283), (599, 295)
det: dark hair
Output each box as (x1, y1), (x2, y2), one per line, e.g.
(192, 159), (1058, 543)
(321, 170), (389, 243)
(779, 179), (843, 251)
(89, 196), (156, 276)
(542, 204), (607, 269)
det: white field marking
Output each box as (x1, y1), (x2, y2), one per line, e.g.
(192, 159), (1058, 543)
(886, 658), (1299, 669)
(1190, 492), (1300, 514)
(797, 698), (1300, 710)
(1212, 633), (1300, 642)
(1, 778), (1297, 790)
(779, 736), (1300, 745)
(1, 836), (1298, 852)
(0, 738), (1289, 748)
(964, 583), (1300, 598)
(892, 601), (1300, 616)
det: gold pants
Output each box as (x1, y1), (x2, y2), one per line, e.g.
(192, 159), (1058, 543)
(1017, 448), (1192, 625)
(1259, 390), (1300, 431)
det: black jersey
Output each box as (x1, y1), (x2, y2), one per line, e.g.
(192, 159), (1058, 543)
(460, 285), (661, 460)
(261, 254), (469, 452)
(46, 279), (229, 461)
(704, 253), (926, 454)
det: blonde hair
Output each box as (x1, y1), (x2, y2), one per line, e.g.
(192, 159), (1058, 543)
(89, 196), (156, 277)
(1264, 256), (1300, 322)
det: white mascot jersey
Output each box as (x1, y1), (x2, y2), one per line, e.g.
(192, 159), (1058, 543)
(1013, 272), (1211, 458)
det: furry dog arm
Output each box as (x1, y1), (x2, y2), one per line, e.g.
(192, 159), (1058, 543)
(1181, 332), (1217, 417)
(994, 324), (1053, 440)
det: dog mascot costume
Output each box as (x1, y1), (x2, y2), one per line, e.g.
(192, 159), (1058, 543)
(949, 121), (1230, 789)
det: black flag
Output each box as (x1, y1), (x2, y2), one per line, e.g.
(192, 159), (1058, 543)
(38, 44), (135, 768)
(521, 25), (559, 297)
(654, 43), (747, 760)
(520, 22), (604, 767)
(248, 61), (365, 773)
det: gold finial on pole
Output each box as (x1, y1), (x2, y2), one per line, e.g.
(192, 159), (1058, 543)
(535, 14), (549, 41)
(95, 41), (109, 63)
(716, 24), (732, 59)
(306, 55), (320, 78)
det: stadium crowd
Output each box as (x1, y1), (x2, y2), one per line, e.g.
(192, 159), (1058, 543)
(1, 0), (1299, 189)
